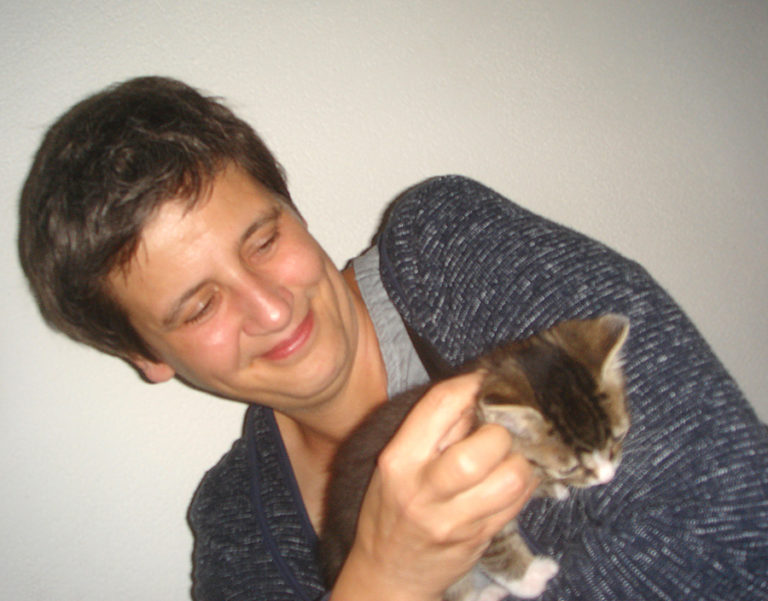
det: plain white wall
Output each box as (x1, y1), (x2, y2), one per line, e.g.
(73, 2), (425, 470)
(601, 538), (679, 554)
(1, 1), (766, 599)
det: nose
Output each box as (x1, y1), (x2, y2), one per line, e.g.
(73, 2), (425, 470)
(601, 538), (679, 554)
(236, 275), (292, 336)
(590, 450), (617, 484)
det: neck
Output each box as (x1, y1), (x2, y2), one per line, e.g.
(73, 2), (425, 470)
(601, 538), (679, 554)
(276, 261), (387, 461)
(274, 262), (387, 530)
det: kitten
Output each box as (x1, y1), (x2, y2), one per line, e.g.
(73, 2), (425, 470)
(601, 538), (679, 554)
(318, 314), (630, 600)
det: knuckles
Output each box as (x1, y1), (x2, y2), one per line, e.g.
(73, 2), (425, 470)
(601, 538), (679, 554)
(376, 441), (412, 483)
(450, 423), (515, 479)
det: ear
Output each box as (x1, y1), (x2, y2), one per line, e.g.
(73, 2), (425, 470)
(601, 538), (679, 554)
(592, 314), (630, 379)
(129, 356), (176, 383)
(554, 314), (629, 377)
(481, 404), (549, 443)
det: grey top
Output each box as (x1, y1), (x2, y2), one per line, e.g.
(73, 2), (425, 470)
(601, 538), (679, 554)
(352, 245), (429, 398)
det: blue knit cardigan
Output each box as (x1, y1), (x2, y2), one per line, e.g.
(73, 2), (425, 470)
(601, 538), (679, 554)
(189, 176), (768, 601)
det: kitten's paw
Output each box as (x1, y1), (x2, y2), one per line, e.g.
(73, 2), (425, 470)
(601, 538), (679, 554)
(475, 583), (511, 601)
(551, 483), (569, 500)
(497, 556), (559, 599)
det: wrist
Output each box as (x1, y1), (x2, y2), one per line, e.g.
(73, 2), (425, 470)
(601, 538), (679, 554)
(330, 546), (443, 601)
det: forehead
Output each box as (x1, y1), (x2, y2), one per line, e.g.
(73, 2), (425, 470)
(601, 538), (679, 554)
(163, 165), (278, 225)
(107, 166), (281, 317)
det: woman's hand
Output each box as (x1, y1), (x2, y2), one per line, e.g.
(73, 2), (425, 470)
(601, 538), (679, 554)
(330, 373), (537, 601)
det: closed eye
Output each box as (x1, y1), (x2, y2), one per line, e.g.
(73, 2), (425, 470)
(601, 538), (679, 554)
(242, 207), (281, 263)
(184, 294), (217, 325)
(252, 229), (279, 257)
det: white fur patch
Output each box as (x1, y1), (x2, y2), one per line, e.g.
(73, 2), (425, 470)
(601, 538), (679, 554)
(495, 556), (559, 598)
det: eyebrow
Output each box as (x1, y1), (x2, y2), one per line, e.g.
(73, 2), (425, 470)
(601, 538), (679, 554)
(160, 205), (282, 328)
(238, 205), (281, 249)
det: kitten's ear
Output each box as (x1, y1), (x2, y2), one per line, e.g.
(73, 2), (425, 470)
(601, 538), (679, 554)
(481, 403), (550, 443)
(591, 314), (630, 379)
(555, 314), (629, 378)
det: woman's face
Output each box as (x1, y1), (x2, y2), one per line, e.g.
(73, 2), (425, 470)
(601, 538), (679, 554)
(108, 165), (360, 412)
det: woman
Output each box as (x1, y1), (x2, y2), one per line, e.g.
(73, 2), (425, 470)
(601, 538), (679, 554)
(18, 76), (768, 601)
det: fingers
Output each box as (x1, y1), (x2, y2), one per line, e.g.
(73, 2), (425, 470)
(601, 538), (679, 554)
(382, 370), (536, 510)
(385, 373), (483, 467)
(426, 422), (522, 499)
(421, 427), (537, 542)
(456, 450), (538, 537)
(346, 371), (538, 601)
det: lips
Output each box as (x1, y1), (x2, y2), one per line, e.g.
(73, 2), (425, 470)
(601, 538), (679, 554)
(261, 311), (314, 361)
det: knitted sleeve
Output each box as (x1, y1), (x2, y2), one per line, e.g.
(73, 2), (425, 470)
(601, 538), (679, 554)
(378, 175), (768, 600)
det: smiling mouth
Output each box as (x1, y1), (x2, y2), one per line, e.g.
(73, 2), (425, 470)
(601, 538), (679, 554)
(261, 312), (314, 361)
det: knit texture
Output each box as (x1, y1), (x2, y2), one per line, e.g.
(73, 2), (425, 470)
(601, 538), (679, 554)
(189, 175), (768, 601)
(378, 176), (768, 600)
(189, 407), (325, 601)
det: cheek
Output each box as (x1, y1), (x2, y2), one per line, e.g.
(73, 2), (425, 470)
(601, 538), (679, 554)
(170, 320), (240, 374)
(279, 236), (329, 289)
(204, 322), (237, 354)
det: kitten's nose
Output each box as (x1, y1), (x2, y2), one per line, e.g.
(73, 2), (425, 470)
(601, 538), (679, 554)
(592, 451), (616, 483)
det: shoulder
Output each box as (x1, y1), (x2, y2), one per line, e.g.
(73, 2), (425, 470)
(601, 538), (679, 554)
(188, 404), (281, 538)
(188, 434), (260, 601)
(385, 174), (514, 210)
(188, 436), (251, 531)
(377, 175), (646, 361)
(380, 175), (530, 240)
(188, 406), (325, 601)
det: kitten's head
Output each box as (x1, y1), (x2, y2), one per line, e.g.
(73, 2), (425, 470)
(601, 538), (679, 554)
(477, 314), (630, 488)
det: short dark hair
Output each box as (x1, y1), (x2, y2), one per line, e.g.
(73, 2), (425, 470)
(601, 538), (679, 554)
(17, 76), (292, 361)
